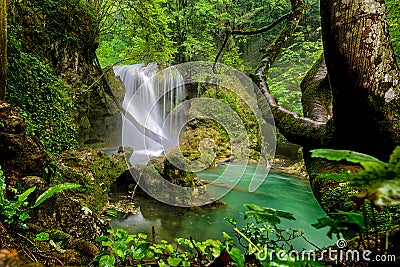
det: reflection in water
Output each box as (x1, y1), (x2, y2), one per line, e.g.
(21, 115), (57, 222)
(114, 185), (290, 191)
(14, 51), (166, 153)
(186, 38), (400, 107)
(111, 163), (333, 250)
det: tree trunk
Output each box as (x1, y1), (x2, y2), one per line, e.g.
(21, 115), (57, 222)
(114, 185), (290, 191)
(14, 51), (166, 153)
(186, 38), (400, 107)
(253, 0), (400, 207)
(321, 0), (400, 160)
(0, 0), (6, 101)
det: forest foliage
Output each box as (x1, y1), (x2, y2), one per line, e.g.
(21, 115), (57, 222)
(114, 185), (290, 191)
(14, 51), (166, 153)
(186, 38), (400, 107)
(2, 0), (400, 266)
(4, 0), (399, 153)
(6, 18), (77, 154)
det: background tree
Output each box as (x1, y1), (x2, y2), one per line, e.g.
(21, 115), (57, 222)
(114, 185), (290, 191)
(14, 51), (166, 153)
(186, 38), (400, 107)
(0, 0), (6, 101)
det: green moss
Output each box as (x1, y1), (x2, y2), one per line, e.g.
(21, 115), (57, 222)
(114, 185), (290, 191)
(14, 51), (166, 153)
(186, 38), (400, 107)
(6, 20), (77, 154)
(180, 85), (262, 163)
(56, 149), (127, 212)
(162, 150), (201, 187)
(49, 229), (72, 243)
(320, 182), (360, 213)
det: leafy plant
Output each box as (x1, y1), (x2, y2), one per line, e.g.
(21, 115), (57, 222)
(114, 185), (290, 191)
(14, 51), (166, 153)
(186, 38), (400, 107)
(94, 228), (245, 266)
(311, 146), (400, 207)
(311, 146), (400, 254)
(0, 185), (36, 229)
(95, 228), (146, 266)
(94, 202), (327, 266)
(268, 31), (323, 115)
(7, 18), (77, 155)
(312, 211), (366, 240)
(32, 183), (82, 208)
(0, 168), (81, 229)
(34, 232), (50, 241)
(225, 204), (321, 266)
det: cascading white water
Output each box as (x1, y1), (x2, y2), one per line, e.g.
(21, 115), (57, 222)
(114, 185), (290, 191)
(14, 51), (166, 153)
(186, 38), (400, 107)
(114, 63), (186, 163)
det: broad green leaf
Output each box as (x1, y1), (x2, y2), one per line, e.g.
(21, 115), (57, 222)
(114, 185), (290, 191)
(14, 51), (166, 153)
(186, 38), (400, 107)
(312, 211), (366, 240)
(146, 250), (155, 258)
(332, 211), (366, 232)
(244, 204), (295, 224)
(115, 248), (126, 260)
(137, 233), (147, 239)
(222, 231), (233, 240)
(150, 246), (163, 254)
(311, 149), (386, 167)
(99, 255), (116, 267)
(174, 237), (184, 245)
(17, 187), (36, 206)
(166, 244), (174, 253)
(95, 236), (108, 242)
(32, 183), (81, 208)
(206, 239), (223, 257)
(167, 257), (182, 266)
(101, 241), (113, 247)
(131, 241), (150, 259)
(18, 211), (30, 222)
(229, 247), (245, 266)
(34, 232), (50, 241)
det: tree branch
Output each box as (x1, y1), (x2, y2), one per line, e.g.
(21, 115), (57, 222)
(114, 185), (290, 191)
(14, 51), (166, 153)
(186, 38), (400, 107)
(213, 11), (292, 72)
(230, 12), (292, 36)
(300, 53), (333, 123)
(213, 33), (229, 73)
(252, 0), (332, 148)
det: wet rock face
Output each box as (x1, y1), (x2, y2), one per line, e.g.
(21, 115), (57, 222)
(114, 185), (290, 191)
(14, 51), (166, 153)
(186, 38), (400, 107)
(0, 102), (47, 187)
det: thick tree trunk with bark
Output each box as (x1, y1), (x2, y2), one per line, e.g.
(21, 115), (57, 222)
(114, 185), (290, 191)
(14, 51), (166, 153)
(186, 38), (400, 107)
(0, 0), (6, 101)
(251, 0), (400, 206)
(255, 0), (399, 158)
(321, 0), (400, 159)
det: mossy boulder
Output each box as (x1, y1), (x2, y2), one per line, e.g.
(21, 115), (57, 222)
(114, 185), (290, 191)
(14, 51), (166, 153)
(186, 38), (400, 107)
(56, 148), (128, 212)
(10, 1), (123, 149)
(178, 85), (263, 165)
(179, 119), (231, 166)
(139, 148), (207, 206)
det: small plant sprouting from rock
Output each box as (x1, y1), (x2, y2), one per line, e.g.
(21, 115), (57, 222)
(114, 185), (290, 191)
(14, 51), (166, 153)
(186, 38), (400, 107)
(0, 165), (81, 229)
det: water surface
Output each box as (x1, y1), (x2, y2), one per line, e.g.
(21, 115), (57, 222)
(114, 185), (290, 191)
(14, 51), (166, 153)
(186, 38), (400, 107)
(111, 163), (333, 250)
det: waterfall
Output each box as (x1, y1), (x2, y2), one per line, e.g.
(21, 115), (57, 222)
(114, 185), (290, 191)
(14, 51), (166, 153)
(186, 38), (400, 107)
(114, 63), (186, 163)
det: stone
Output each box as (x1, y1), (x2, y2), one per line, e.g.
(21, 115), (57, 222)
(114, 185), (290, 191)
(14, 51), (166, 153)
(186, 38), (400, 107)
(56, 148), (128, 212)
(0, 102), (47, 189)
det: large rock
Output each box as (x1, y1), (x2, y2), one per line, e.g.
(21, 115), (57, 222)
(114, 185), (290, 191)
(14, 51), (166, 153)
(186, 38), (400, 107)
(12, 1), (124, 149)
(56, 148), (128, 212)
(0, 102), (47, 188)
(140, 148), (208, 206)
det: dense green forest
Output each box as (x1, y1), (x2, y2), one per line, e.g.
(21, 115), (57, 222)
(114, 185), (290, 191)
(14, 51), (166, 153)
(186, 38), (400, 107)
(0, 0), (400, 266)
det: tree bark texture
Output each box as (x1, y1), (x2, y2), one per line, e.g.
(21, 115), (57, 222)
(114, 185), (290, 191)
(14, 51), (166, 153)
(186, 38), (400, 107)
(0, 0), (6, 101)
(321, 0), (400, 159)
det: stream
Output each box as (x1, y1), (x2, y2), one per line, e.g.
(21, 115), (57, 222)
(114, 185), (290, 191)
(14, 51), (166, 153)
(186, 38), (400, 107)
(110, 162), (333, 250)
